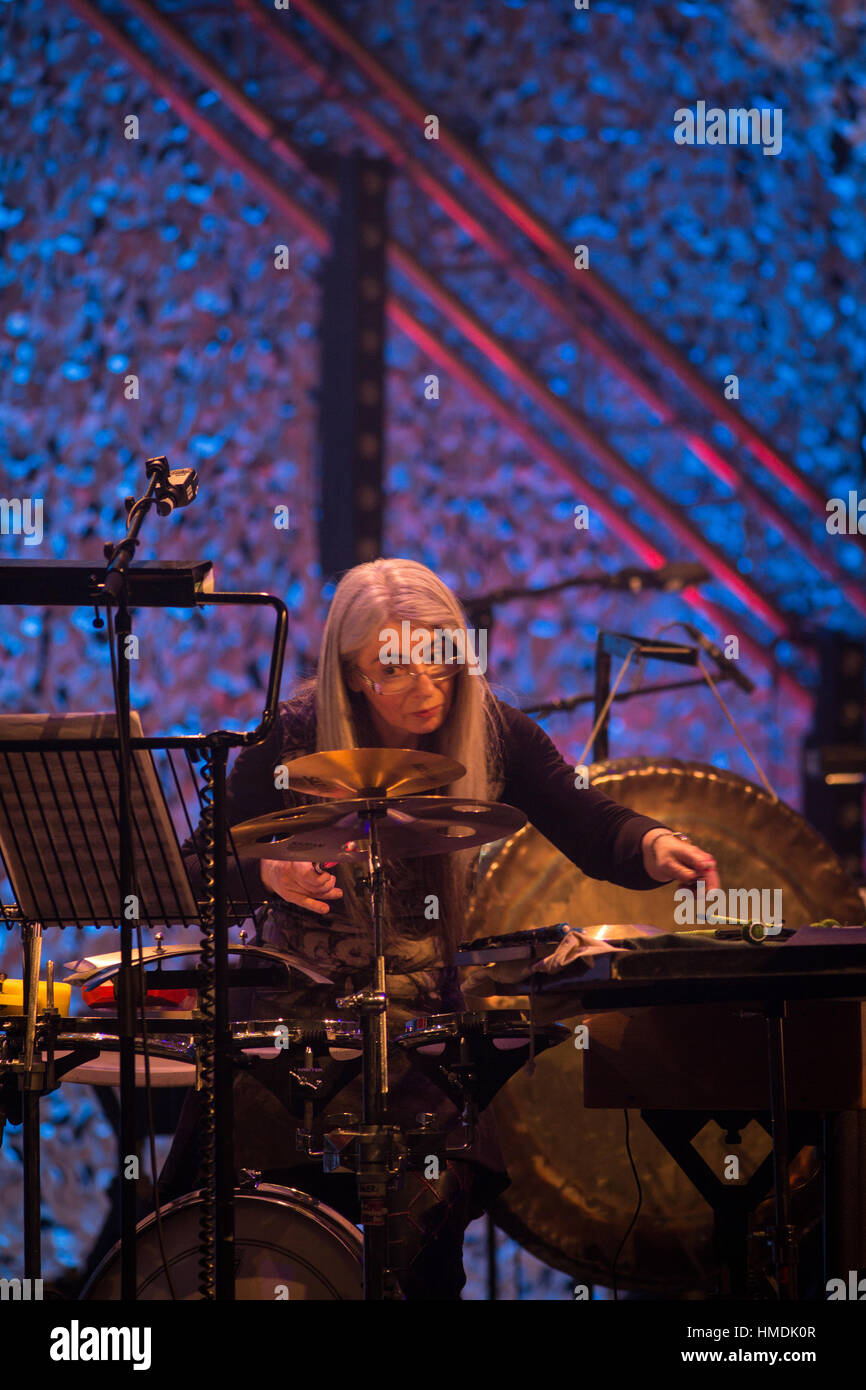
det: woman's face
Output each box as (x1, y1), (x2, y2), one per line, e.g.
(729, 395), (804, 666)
(345, 620), (457, 747)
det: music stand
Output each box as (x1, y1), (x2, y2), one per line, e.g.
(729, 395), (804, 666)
(0, 557), (288, 1300)
(0, 711), (199, 929)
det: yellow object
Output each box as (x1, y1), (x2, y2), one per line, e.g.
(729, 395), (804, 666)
(0, 980), (72, 1017)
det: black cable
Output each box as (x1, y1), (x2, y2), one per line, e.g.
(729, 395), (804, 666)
(196, 746), (217, 1300)
(610, 1108), (643, 1301)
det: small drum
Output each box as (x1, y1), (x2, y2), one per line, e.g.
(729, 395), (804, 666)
(81, 1184), (363, 1300)
(39, 1017), (364, 1089)
(231, 1017), (363, 1064)
(43, 1030), (196, 1088)
(395, 1010), (568, 1111)
(230, 1018), (364, 1126)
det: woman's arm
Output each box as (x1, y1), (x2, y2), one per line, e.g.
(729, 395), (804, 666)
(495, 700), (717, 890)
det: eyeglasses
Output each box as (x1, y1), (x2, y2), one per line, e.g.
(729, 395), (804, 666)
(352, 661), (460, 697)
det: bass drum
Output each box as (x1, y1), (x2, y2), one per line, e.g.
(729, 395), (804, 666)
(463, 757), (864, 1295)
(81, 1184), (362, 1300)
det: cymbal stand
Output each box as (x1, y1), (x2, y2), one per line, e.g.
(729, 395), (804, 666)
(335, 801), (403, 1300)
(20, 921), (43, 1282)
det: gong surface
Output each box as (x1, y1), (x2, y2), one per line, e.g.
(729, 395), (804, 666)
(463, 757), (863, 1294)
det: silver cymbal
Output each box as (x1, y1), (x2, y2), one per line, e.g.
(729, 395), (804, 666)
(232, 796), (527, 862)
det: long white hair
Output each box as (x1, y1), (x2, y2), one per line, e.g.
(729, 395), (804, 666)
(313, 557), (504, 954)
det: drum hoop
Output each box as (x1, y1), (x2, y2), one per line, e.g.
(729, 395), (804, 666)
(55, 1032), (195, 1056)
(132, 1183), (361, 1243)
(397, 1009), (531, 1039)
(155, 1184), (363, 1252)
(80, 1183), (363, 1299)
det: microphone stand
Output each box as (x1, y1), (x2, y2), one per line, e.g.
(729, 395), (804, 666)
(461, 562), (710, 616)
(99, 455), (193, 1301)
(523, 672), (739, 719)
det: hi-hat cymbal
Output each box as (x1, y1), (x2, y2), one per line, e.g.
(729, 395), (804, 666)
(232, 796), (526, 862)
(278, 748), (466, 798)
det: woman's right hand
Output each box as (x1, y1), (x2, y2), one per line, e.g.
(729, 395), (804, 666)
(260, 859), (343, 915)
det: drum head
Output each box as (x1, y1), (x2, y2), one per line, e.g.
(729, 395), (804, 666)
(82, 1185), (363, 1300)
(48, 1035), (196, 1087)
(464, 757), (863, 1294)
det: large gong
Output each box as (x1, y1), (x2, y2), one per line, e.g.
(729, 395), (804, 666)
(462, 758), (864, 1294)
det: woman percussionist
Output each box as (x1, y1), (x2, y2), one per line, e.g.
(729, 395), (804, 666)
(161, 556), (719, 1298)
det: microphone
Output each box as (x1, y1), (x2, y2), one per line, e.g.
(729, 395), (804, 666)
(608, 562), (710, 593)
(654, 562), (711, 592)
(154, 468), (198, 517)
(678, 621), (756, 694)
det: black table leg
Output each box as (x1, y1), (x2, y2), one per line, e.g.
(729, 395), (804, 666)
(766, 1001), (798, 1300)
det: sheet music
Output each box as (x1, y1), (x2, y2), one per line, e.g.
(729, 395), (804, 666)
(0, 711), (199, 927)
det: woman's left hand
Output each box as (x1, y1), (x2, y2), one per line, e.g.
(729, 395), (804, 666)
(641, 830), (720, 891)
